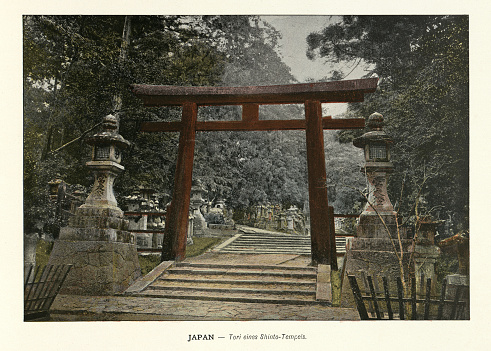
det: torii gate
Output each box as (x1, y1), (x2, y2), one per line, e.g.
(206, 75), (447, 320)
(130, 78), (378, 266)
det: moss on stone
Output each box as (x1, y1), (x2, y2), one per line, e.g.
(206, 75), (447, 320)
(35, 239), (54, 268)
(330, 269), (342, 307)
(138, 254), (161, 275)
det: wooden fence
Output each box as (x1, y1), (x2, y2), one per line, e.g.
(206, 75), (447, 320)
(24, 264), (72, 321)
(347, 274), (469, 320)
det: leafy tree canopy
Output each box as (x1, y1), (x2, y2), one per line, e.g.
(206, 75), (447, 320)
(307, 15), (469, 232)
(24, 15), (321, 236)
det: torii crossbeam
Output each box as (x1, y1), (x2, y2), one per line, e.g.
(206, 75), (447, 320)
(131, 78), (378, 266)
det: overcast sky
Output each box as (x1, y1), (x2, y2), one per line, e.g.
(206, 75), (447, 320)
(261, 16), (337, 82)
(260, 16), (370, 116)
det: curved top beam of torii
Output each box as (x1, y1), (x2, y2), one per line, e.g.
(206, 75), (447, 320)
(130, 78), (378, 106)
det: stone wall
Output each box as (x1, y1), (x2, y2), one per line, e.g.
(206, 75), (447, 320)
(48, 206), (141, 295)
(48, 240), (141, 295)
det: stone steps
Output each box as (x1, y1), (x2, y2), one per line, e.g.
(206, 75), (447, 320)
(149, 283), (316, 296)
(138, 290), (318, 304)
(215, 231), (311, 255)
(134, 261), (327, 305)
(157, 272), (315, 283)
(175, 261), (316, 272)
(218, 247), (311, 252)
(212, 230), (349, 254)
(165, 266), (317, 279)
(155, 277), (316, 289)
(232, 239), (311, 243)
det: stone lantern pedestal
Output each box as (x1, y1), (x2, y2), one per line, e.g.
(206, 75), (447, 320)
(48, 115), (141, 295)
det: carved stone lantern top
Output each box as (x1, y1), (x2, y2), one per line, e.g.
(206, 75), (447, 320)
(85, 114), (130, 150)
(353, 112), (393, 171)
(417, 216), (445, 245)
(353, 112), (393, 147)
(191, 179), (207, 195)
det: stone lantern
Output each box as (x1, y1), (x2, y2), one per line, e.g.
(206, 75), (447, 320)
(124, 191), (143, 212)
(47, 114), (141, 295)
(215, 198), (226, 210)
(355, 113), (393, 167)
(342, 112), (413, 303)
(191, 179), (206, 205)
(82, 114), (130, 210)
(353, 112), (397, 237)
(48, 179), (65, 202)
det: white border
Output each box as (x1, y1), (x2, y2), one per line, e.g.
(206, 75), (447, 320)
(3, 1), (490, 350)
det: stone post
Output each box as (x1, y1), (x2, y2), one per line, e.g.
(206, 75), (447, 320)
(187, 212), (194, 245)
(48, 115), (141, 295)
(437, 231), (469, 316)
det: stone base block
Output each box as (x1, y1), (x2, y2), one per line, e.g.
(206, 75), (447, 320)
(346, 250), (411, 278)
(356, 212), (399, 239)
(316, 264), (332, 301)
(350, 238), (413, 251)
(68, 206), (129, 231)
(59, 226), (135, 243)
(48, 240), (141, 295)
(446, 274), (469, 286)
(444, 274), (470, 319)
(340, 237), (413, 308)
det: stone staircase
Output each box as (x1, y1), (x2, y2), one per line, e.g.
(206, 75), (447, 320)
(124, 226), (347, 306)
(215, 231), (311, 255)
(131, 261), (327, 305)
(212, 227), (349, 255)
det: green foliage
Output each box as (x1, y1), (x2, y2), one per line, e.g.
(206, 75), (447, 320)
(23, 15), (246, 235)
(194, 129), (309, 210)
(186, 237), (226, 257)
(24, 15), (372, 239)
(307, 16), (469, 231)
(324, 132), (365, 214)
(435, 251), (460, 281)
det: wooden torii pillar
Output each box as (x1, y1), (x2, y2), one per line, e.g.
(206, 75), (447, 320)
(130, 78), (378, 266)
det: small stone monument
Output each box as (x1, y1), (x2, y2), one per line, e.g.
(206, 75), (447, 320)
(190, 179), (208, 236)
(286, 206), (298, 233)
(413, 216), (442, 289)
(48, 115), (141, 295)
